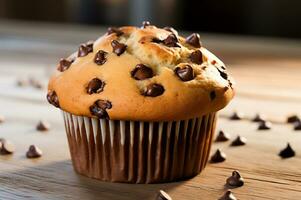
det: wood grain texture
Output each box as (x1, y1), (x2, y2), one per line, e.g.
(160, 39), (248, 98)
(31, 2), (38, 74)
(0, 20), (301, 200)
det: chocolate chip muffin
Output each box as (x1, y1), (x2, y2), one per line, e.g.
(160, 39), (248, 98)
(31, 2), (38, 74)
(47, 22), (235, 183)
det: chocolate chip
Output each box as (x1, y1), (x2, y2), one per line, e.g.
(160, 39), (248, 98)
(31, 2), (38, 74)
(258, 121), (272, 130)
(185, 33), (201, 48)
(279, 143), (295, 158)
(47, 91), (60, 108)
(231, 136), (246, 146)
(287, 115), (300, 123)
(111, 40), (127, 56)
(26, 145), (42, 158)
(94, 50), (108, 65)
(163, 26), (178, 35)
(143, 83), (165, 97)
(16, 78), (28, 87)
(219, 190), (237, 200)
(141, 21), (151, 28)
(36, 121), (50, 131)
(0, 115), (5, 123)
(0, 140), (15, 155)
(78, 43), (93, 57)
(107, 27), (124, 36)
(156, 190), (172, 200)
(211, 60), (217, 65)
(90, 100), (112, 119)
(252, 113), (265, 122)
(210, 149), (226, 163)
(189, 50), (203, 64)
(226, 170), (244, 187)
(174, 65), (195, 82)
(152, 37), (162, 43)
(131, 64), (153, 80)
(163, 34), (180, 47)
(87, 78), (105, 94)
(218, 68), (228, 80)
(57, 58), (73, 72)
(294, 121), (301, 130)
(215, 130), (231, 142)
(229, 112), (242, 120)
(210, 91), (216, 101)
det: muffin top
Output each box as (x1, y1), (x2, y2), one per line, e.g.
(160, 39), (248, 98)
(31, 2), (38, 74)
(47, 22), (235, 121)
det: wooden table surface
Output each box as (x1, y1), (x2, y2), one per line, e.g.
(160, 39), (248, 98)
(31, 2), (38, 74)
(0, 20), (301, 200)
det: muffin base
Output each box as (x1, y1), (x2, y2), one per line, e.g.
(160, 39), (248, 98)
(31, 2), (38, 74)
(62, 111), (216, 183)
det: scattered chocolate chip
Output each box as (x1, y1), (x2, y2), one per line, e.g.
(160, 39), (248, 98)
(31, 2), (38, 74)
(287, 115), (300, 123)
(78, 43), (93, 57)
(57, 59), (73, 72)
(210, 91), (216, 101)
(162, 34), (180, 47)
(219, 190), (237, 200)
(279, 143), (295, 158)
(36, 121), (50, 131)
(26, 145), (43, 158)
(0, 115), (5, 123)
(32, 81), (43, 89)
(215, 130), (231, 142)
(0, 140), (15, 155)
(210, 149), (226, 163)
(252, 113), (265, 122)
(87, 78), (105, 94)
(189, 50), (203, 64)
(294, 121), (301, 130)
(90, 100), (112, 119)
(229, 112), (242, 120)
(258, 121), (272, 130)
(141, 21), (151, 28)
(111, 40), (127, 56)
(47, 91), (60, 108)
(174, 65), (195, 82)
(163, 26), (178, 35)
(94, 50), (108, 65)
(226, 170), (244, 187)
(131, 64), (153, 80)
(16, 78), (28, 87)
(143, 83), (165, 97)
(185, 33), (201, 48)
(107, 27), (124, 36)
(156, 190), (172, 200)
(231, 136), (246, 146)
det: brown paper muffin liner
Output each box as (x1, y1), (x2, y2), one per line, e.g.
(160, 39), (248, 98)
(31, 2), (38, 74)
(62, 111), (217, 183)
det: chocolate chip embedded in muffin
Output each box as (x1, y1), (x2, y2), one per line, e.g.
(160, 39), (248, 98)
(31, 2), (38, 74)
(107, 27), (124, 36)
(90, 100), (112, 119)
(141, 21), (151, 28)
(131, 64), (154, 80)
(78, 43), (93, 57)
(189, 50), (203, 64)
(218, 68), (228, 80)
(111, 40), (127, 56)
(87, 78), (105, 94)
(163, 26), (178, 35)
(57, 59), (73, 72)
(47, 91), (60, 108)
(174, 65), (195, 82)
(94, 50), (108, 65)
(185, 33), (201, 48)
(210, 91), (216, 101)
(163, 34), (180, 47)
(143, 83), (165, 97)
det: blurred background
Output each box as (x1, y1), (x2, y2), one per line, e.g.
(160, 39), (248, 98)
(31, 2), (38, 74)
(1, 0), (301, 39)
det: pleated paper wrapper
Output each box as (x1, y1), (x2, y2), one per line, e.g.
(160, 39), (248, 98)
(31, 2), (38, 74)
(63, 111), (216, 183)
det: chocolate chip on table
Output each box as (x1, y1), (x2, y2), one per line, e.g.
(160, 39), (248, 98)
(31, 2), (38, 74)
(215, 130), (231, 142)
(219, 190), (237, 200)
(210, 149), (226, 163)
(156, 190), (172, 200)
(107, 27), (124, 36)
(141, 21), (151, 28)
(163, 26), (178, 35)
(90, 100), (112, 119)
(87, 78), (105, 94)
(226, 170), (244, 187)
(279, 143), (295, 158)
(57, 58), (73, 72)
(78, 43), (93, 57)
(94, 50), (108, 65)
(162, 34), (180, 47)
(189, 50), (203, 64)
(257, 121), (272, 130)
(229, 112), (242, 120)
(36, 121), (50, 131)
(252, 113), (265, 122)
(47, 91), (60, 108)
(0, 115), (4, 123)
(0, 140), (15, 155)
(143, 83), (165, 97)
(294, 121), (301, 130)
(131, 64), (153, 80)
(16, 78), (28, 87)
(287, 115), (300, 123)
(174, 65), (195, 82)
(26, 145), (42, 158)
(111, 40), (127, 56)
(210, 91), (216, 101)
(185, 33), (201, 48)
(231, 136), (246, 146)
